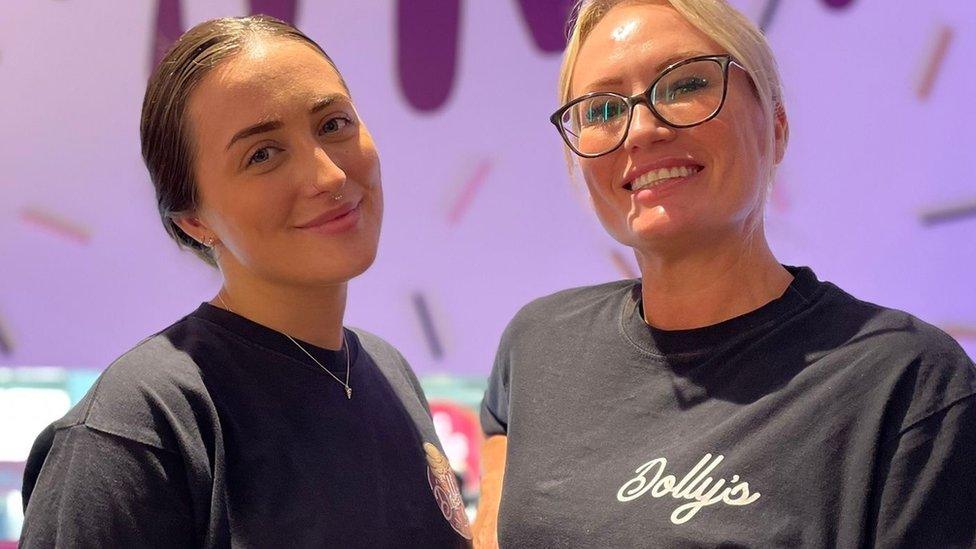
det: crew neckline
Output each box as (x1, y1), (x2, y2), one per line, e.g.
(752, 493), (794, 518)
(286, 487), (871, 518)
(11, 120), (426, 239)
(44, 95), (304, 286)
(191, 302), (360, 373)
(619, 265), (826, 360)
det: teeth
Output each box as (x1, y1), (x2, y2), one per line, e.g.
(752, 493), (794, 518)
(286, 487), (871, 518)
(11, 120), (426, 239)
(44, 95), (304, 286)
(631, 165), (700, 191)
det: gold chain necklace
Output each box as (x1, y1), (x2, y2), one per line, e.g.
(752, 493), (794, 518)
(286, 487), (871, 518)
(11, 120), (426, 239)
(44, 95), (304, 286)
(216, 292), (352, 399)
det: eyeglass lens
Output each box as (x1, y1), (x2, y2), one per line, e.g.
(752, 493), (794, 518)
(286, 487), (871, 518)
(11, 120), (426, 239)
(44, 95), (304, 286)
(558, 58), (726, 156)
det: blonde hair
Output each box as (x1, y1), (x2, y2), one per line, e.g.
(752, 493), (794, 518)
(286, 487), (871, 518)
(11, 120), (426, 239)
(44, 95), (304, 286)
(557, 0), (787, 184)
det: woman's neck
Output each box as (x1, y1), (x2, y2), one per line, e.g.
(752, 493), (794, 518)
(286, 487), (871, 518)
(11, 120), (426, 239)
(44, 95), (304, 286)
(212, 266), (347, 350)
(634, 230), (792, 331)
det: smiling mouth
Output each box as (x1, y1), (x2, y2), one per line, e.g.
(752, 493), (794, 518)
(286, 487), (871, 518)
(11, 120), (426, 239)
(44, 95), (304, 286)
(624, 165), (703, 192)
(297, 200), (360, 229)
(294, 200), (365, 236)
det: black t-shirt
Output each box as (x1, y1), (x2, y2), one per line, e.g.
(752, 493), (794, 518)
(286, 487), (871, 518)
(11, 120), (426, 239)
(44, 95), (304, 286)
(21, 304), (472, 548)
(481, 266), (976, 548)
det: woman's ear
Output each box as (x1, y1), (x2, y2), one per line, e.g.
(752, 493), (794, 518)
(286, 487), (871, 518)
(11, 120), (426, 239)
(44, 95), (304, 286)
(172, 212), (214, 246)
(773, 102), (789, 164)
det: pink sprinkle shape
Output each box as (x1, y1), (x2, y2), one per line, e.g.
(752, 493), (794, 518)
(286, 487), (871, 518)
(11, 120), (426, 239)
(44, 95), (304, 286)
(19, 207), (92, 244)
(447, 159), (493, 226)
(916, 25), (954, 101)
(943, 325), (976, 342)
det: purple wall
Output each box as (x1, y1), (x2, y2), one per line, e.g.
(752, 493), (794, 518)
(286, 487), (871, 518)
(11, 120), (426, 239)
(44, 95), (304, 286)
(1, 0), (973, 375)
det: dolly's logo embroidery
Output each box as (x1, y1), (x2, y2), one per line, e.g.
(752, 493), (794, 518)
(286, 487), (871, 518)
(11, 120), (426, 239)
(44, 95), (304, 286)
(616, 453), (760, 524)
(424, 442), (472, 539)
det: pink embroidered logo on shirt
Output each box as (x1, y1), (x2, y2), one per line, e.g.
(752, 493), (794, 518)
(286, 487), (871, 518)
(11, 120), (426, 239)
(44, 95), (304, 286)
(424, 442), (472, 539)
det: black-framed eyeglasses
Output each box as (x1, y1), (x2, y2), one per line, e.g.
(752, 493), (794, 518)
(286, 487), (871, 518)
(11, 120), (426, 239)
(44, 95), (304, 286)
(550, 54), (745, 158)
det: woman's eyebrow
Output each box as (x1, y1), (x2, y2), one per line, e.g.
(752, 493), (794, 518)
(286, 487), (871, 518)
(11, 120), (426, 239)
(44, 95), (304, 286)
(309, 93), (348, 114)
(654, 51), (708, 71)
(226, 120), (283, 151)
(577, 51), (707, 95)
(225, 93), (351, 151)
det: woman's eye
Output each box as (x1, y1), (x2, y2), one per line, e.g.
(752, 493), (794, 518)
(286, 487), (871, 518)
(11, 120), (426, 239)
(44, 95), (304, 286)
(583, 99), (626, 125)
(321, 116), (352, 134)
(666, 77), (709, 101)
(247, 146), (280, 166)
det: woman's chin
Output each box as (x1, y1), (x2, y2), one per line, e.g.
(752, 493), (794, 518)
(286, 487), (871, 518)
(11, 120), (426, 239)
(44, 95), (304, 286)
(627, 209), (683, 238)
(272, 247), (377, 288)
(317, 253), (376, 284)
(615, 212), (705, 253)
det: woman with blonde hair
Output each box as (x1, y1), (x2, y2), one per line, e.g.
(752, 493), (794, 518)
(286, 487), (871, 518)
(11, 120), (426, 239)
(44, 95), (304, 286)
(21, 15), (471, 547)
(474, 0), (976, 546)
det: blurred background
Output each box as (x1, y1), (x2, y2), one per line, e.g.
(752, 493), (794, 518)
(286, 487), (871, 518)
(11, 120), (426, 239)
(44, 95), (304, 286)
(0, 0), (973, 542)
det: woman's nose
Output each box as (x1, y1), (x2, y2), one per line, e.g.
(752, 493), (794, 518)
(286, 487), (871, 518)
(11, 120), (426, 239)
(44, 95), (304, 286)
(306, 145), (347, 196)
(623, 103), (676, 151)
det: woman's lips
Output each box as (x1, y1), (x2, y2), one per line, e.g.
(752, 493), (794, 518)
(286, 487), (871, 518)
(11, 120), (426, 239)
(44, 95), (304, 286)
(623, 158), (704, 192)
(632, 168), (702, 205)
(297, 200), (362, 234)
(629, 165), (703, 192)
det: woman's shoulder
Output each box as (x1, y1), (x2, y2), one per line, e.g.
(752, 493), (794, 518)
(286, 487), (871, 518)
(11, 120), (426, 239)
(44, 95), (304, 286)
(347, 327), (419, 381)
(349, 326), (430, 384)
(824, 286), (971, 364)
(57, 318), (218, 452)
(819, 287), (976, 419)
(870, 304), (974, 398)
(348, 327), (405, 365)
(510, 279), (639, 326)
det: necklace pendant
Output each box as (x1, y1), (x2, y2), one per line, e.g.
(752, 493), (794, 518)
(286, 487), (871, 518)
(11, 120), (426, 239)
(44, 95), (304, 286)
(345, 386), (352, 399)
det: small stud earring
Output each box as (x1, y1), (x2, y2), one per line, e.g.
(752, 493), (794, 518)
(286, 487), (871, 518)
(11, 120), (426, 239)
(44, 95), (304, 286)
(204, 237), (215, 248)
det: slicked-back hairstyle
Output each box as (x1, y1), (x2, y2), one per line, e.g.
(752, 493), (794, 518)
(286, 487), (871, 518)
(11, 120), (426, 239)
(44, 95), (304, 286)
(140, 15), (345, 266)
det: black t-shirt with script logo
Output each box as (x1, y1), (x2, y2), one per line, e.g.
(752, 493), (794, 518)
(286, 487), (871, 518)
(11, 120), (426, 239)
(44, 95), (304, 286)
(21, 304), (471, 548)
(481, 266), (976, 548)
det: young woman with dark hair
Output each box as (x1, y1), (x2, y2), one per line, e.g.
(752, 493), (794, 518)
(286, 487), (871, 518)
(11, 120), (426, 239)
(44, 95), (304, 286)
(21, 16), (471, 548)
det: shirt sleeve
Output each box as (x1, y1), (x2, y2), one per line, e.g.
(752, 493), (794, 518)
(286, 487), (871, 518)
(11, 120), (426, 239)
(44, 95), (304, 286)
(20, 423), (196, 548)
(871, 393), (976, 549)
(480, 326), (514, 437)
